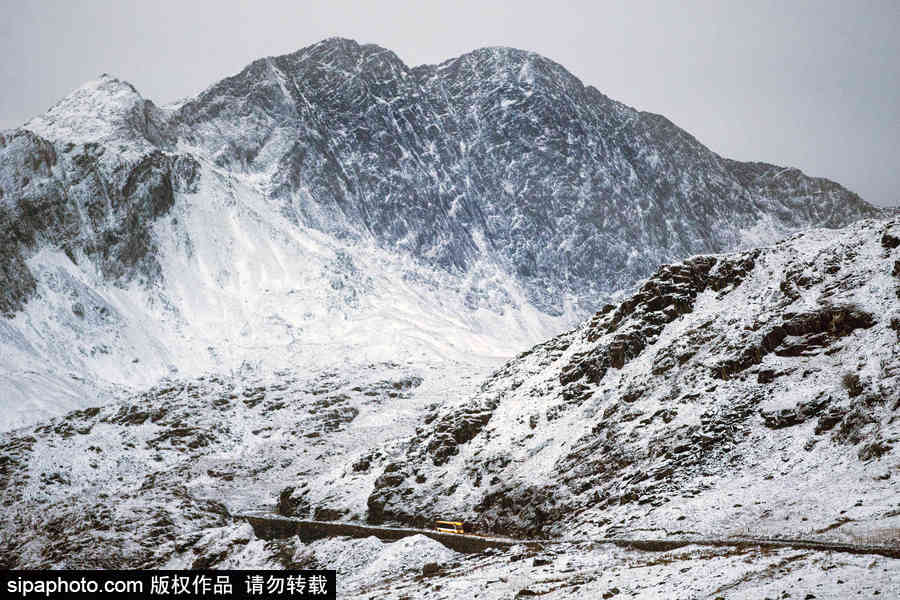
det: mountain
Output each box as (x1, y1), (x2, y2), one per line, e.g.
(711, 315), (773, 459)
(1, 218), (896, 598)
(365, 217), (900, 542)
(0, 37), (881, 431)
(173, 39), (878, 312)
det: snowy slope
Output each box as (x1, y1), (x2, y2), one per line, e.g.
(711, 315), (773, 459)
(0, 360), (489, 568)
(0, 119), (571, 430)
(366, 218), (900, 546)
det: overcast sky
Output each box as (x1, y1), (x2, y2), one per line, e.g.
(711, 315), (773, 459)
(1, 0), (897, 206)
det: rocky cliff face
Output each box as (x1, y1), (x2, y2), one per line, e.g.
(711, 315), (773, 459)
(172, 39), (879, 314)
(0, 127), (198, 317)
(365, 218), (900, 541)
(0, 38), (881, 430)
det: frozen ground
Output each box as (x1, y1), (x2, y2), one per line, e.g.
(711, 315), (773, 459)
(0, 360), (489, 567)
(158, 523), (900, 599)
(350, 540), (898, 600)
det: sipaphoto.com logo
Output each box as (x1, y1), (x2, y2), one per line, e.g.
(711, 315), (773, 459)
(6, 574), (141, 597)
(2, 570), (337, 599)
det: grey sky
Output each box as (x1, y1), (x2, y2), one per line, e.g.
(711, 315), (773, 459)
(1, 0), (897, 207)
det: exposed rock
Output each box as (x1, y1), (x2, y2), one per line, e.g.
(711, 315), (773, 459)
(882, 223), (900, 249)
(3, 40), (879, 325)
(0, 130), (199, 316)
(0, 362), (429, 567)
(757, 369), (776, 384)
(277, 486), (309, 518)
(313, 507), (346, 521)
(760, 408), (804, 429)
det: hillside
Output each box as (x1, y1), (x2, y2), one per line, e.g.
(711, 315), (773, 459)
(365, 218), (900, 546)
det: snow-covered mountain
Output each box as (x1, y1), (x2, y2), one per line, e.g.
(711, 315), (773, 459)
(0, 37), (881, 431)
(365, 218), (900, 544)
(1, 218), (896, 598)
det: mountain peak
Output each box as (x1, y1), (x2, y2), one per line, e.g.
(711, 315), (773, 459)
(23, 73), (158, 147)
(449, 45), (541, 62)
(95, 72), (140, 93)
(305, 36), (364, 52)
(282, 37), (404, 66)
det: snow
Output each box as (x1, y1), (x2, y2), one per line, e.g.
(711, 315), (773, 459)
(298, 534), (458, 595)
(24, 74), (164, 154)
(369, 217), (899, 550)
(351, 542), (898, 599)
(0, 151), (578, 431)
(159, 528), (899, 598)
(0, 38), (893, 594)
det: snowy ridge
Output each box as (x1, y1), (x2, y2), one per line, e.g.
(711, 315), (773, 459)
(24, 74), (174, 155)
(365, 218), (900, 545)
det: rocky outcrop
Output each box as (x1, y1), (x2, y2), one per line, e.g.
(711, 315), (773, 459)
(0, 129), (199, 316)
(882, 222), (900, 249)
(560, 255), (721, 385)
(713, 305), (876, 379)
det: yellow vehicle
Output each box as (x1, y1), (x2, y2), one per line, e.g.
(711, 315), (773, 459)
(434, 520), (467, 534)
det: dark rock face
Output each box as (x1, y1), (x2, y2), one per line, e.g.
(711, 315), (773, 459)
(169, 39), (879, 315)
(0, 129), (198, 316)
(713, 305), (876, 379)
(882, 223), (900, 249)
(5, 39), (877, 321)
(560, 255), (720, 385)
(760, 396), (831, 429)
(1, 39), (881, 321)
(427, 401), (502, 467)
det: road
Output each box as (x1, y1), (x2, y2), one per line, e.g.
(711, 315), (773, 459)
(237, 512), (900, 559)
